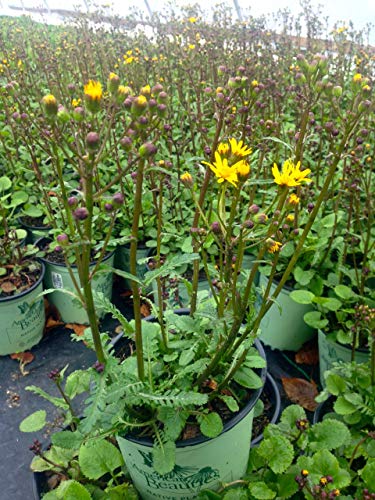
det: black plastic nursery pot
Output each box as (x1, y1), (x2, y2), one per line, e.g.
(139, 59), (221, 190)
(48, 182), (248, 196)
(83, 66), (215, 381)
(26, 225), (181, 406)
(251, 372), (281, 447)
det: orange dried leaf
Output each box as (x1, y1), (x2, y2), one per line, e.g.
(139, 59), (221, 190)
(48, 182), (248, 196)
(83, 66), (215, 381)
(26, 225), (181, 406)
(10, 351), (35, 364)
(65, 323), (87, 337)
(295, 339), (319, 365)
(45, 317), (64, 330)
(281, 377), (318, 412)
(140, 303), (151, 317)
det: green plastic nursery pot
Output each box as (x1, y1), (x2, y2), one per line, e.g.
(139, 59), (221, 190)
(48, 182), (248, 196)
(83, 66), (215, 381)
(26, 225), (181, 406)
(115, 244), (149, 289)
(258, 275), (315, 351)
(117, 337), (267, 500)
(18, 217), (51, 244)
(318, 330), (370, 387)
(38, 241), (114, 324)
(0, 263), (45, 355)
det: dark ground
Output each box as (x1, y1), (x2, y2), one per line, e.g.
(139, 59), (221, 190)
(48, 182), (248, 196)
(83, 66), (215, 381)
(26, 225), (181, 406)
(0, 283), (319, 500)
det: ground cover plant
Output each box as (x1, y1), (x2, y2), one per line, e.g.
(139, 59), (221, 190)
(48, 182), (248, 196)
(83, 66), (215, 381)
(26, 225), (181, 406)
(0, 1), (374, 497)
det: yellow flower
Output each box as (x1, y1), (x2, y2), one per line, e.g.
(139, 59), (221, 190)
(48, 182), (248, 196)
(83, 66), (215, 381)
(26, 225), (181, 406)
(180, 172), (193, 186)
(236, 160), (250, 178)
(288, 194), (300, 205)
(42, 94), (58, 117)
(71, 98), (81, 107)
(188, 17), (197, 23)
(84, 80), (102, 101)
(266, 239), (282, 253)
(272, 159), (311, 187)
(286, 214), (295, 223)
(229, 138), (252, 158)
(353, 73), (362, 83)
(251, 79), (259, 87)
(217, 142), (230, 155)
(202, 152), (238, 187)
(188, 44), (195, 50)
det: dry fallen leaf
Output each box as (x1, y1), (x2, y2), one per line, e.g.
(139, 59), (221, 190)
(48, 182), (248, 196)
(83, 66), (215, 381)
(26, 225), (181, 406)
(140, 302), (151, 317)
(45, 317), (64, 331)
(295, 338), (319, 366)
(65, 323), (87, 337)
(10, 352), (35, 376)
(281, 377), (318, 411)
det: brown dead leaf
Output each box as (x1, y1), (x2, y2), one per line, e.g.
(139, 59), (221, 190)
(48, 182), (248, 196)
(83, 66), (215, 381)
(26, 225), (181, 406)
(295, 338), (319, 365)
(281, 377), (319, 411)
(10, 352), (35, 376)
(45, 317), (64, 331)
(65, 323), (87, 337)
(1, 281), (16, 293)
(140, 302), (151, 317)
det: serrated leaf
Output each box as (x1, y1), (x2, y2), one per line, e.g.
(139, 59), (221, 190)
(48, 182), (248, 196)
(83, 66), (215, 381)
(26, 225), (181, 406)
(157, 407), (188, 441)
(309, 419), (350, 451)
(234, 366), (263, 389)
(51, 430), (84, 450)
(64, 370), (91, 399)
(277, 473), (300, 498)
(19, 410), (47, 432)
(333, 396), (357, 415)
(104, 482), (139, 499)
(248, 482), (276, 499)
(42, 479), (91, 500)
(79, 439), (124, 480)
(289, 290), (315, 304)
(199, 412), (223, 438)
(152, 440), (176, 475)
(222, 488), (249, 499)
(25, 385), (69, 410)
(257, 435), (294, 473)
(325, 373), (347, 395)
(361, 460), (375, 490)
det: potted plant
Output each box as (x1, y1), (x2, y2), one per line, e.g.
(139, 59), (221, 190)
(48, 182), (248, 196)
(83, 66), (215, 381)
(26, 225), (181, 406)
(19, 64), (360, 498)
(0, 175), (45, 355)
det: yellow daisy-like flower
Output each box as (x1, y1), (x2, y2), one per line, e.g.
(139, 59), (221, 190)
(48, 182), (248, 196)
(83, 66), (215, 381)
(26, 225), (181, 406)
(229, 138), (252, 158)
(288, 193), (300, 205)
(84, 80), (102, 101)
(42, 94), (58, 116)
(266, 239), (282, 253)
(272, 159), (311, 187)
(188, 17), (197, 23)
(202, 151), (238, 187)
(251, 79), (259, 87)
(71, 98), (81, 107)
(353, 73), (362, 83)
(286, 214), (295, 223)
(217, 142), (230, 155)
(236, 160), (250, 178)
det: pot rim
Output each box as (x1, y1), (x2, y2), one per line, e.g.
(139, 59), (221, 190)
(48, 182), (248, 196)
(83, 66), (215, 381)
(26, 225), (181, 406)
(0, 262), (45, 304)
(123, 309), (267, 448)
(318, 329), (370, 354)
(35, 237), (115, 269)
(250, 372), (281, 447)
(18, 216), (52, 231)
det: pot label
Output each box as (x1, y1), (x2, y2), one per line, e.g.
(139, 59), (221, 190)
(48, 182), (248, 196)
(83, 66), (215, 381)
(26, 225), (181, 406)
(51, 272), (64, 289)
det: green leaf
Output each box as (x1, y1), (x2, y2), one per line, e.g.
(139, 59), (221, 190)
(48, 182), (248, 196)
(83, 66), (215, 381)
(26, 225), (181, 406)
(277, 473), (300, 498)
(290, 290), (315, 304)
(0, 175), (11, 191)
(9, 190), (28, 207)
(79, 439), (124, 480)
(223, 488), (249, 499)
(219, 395), (239, 412)
(293, 267), (315, 286)
(42, 479), (92, 500)
(303, 311), (328, 329)
(309, 419), (351, 451)
(104, 482), (139, 499)
(51, 430), (84, 450)
(361, 460), (375, 490)
(257, 435), (294, 473)
(248, 481), (276, 499)
(333, 396), (357, 415)
(19, 410), (47, 432)
(152, 440), (176, 475)
(234, 366), (263, 389)
(157, 407), (189, 441)
(325, 373), (347, 395)
(64, 370), (91, 399)
(25, 385), (69, 410)
(199, 412), (223, 438)
(313, 297), (342, 311)
(334, 284), (356, 300)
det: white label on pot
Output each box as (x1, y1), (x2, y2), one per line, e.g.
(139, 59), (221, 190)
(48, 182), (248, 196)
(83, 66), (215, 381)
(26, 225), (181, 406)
(52, 272), (64, 289)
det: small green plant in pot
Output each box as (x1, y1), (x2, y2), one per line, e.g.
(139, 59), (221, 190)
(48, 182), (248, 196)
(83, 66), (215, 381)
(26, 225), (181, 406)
(0, 175), (45, 355)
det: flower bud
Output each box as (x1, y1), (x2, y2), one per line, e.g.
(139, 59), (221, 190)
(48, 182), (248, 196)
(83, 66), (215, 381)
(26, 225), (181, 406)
(112, 192), (124, 206)
(151, 83), (163, 95)
(211, 221), (221, 234)
(42, 94), (58, 118)
(180, 172), (193, 187)
(86, 132), (100, 152)
(56, 233), (69, 245)
(156, 103), (167, 117)
(108, 72), (120, 93)
(73, 207), (89, 220)
(332, 85), (342, 97)
(131, 95), (148, 116)
(57, 105), (70, 123)
(104, 202), (113, 212)
(254, 213), (268, 224)
(72, 106), (84, 122)
(248, 204), (260, 214)
(139, 142), (157, 158)
(120, 136), (132, 151)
